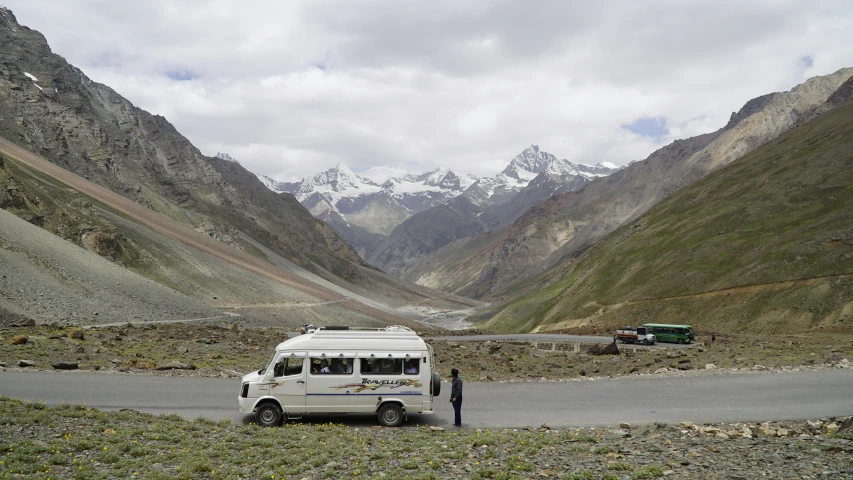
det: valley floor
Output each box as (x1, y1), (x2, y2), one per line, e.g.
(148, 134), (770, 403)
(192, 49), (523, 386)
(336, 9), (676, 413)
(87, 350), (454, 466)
(1, 322), (851, 383)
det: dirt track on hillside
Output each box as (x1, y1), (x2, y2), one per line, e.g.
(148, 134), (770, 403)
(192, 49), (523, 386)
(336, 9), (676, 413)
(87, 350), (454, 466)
(628, 273), (853, 303)
(537, 273), (853, 333)
(0, 137), (416, 326)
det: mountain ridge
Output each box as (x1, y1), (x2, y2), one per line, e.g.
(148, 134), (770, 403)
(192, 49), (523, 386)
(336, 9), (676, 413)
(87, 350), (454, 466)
(480, 91), (853, 334)
(365, 145), (619, 275)
(401, 67), (853, 300)
(255, 144), (617, 260)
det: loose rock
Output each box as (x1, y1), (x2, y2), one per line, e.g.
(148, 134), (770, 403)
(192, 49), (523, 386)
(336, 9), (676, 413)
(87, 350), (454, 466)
(52, 361), (79, 370)
(154, 361), (197, 371)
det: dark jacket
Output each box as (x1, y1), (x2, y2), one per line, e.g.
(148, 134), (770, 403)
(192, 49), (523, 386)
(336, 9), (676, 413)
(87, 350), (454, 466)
(451, 376), (463, 399)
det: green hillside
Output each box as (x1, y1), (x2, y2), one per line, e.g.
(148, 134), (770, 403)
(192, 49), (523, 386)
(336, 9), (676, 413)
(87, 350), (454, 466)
(484, 97), (853, 335)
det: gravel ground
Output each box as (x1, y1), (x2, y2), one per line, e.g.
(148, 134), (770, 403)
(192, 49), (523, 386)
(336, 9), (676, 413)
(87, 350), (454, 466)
(1, 323), (851, 386)
(0, 209), (221, 324)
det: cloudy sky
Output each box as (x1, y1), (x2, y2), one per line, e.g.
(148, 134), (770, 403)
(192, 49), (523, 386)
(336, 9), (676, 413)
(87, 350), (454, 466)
(5, 1), (853, 182)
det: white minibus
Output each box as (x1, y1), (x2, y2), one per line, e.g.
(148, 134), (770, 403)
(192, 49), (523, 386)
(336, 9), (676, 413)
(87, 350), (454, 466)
(238, 326), (440, 427)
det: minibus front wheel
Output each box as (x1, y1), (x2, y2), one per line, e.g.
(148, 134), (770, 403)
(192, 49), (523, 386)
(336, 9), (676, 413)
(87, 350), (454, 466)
(255, 402), (283, 427)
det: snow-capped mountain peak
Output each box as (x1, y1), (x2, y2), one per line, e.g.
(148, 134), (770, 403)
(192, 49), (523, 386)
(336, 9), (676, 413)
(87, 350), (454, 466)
(382, 167), (476, 196)
(293, 163), (381, 202)
(256, 173), (279, 191)
(215, 152), (239, 163)
(464, 146), (622, 205)
(501, 145), (560, 181)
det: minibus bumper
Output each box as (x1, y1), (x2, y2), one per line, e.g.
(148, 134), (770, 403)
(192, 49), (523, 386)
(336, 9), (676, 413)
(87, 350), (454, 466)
(238, 396), (257, 414)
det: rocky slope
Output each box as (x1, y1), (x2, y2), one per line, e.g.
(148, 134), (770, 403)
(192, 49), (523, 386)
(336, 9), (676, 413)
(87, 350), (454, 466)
(0, 141), (418, 327)
(0, 208), (223, 324)
(367, 145), (617, 276)
(0, 7), (367, 282)
(0, 7), (479, 326)
(482, 89), (853, 333)
(412, 68), (853, 300)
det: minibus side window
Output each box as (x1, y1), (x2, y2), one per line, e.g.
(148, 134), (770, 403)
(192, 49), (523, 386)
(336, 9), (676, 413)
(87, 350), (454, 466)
(283, 358), (303, 377)
(404, 359), (419, 375)
(361, 359), (378, 374)
(361, 358), (403, 375)
(310, 357), (353, 375)
(273, 358), (286, 377)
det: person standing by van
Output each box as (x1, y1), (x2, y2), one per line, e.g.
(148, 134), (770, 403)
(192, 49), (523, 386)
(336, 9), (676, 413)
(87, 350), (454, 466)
(450, 368), (463, 427)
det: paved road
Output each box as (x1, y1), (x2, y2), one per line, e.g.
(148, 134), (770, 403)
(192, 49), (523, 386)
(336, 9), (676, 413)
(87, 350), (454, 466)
(278, 333), (692, 349)
(425, 334), (695, 349)
(2, 369), (851, 428)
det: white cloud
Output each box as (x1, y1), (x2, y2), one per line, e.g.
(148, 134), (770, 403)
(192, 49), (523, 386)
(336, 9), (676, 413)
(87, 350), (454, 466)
(5, 0), (853, 183)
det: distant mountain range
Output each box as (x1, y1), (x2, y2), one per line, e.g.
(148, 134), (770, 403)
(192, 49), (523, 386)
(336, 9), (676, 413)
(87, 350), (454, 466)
(249, 145), (619, 260)
(365, 146), (618, 274)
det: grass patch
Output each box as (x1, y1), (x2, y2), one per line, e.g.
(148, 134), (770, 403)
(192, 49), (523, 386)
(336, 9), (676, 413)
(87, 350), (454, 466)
(0, 396), (849, 479)
(633, 464), (664, 478)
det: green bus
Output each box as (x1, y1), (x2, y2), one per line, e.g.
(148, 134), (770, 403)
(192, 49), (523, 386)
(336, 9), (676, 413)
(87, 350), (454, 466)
(642, 324), (695, 344)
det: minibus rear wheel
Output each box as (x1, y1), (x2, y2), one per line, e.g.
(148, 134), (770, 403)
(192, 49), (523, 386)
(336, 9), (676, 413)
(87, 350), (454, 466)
(378, 403), (404, 427)
(255, 402), (283, 427)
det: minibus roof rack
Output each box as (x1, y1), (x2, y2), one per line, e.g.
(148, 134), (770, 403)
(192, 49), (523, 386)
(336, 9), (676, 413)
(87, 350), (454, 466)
(315, 325), (415, 333)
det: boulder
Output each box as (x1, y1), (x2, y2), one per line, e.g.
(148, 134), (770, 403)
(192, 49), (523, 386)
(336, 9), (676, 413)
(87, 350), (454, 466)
(68, 329), (85, 340)
(154, 361), (197, 371)
(587, 342), (619, 356)
(605, 429), (630, 439)
(52, 361), (79, 370)
(17, 360), (36, 367)
(823, 354), (845, 365)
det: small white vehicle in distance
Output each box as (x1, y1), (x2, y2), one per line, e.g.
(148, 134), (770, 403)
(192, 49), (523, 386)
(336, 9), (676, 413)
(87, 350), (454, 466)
(238, 326), (440, 427)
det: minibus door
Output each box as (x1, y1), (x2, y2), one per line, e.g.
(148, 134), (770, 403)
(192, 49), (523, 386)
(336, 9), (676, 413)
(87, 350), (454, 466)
(267, 351), (307, 414)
